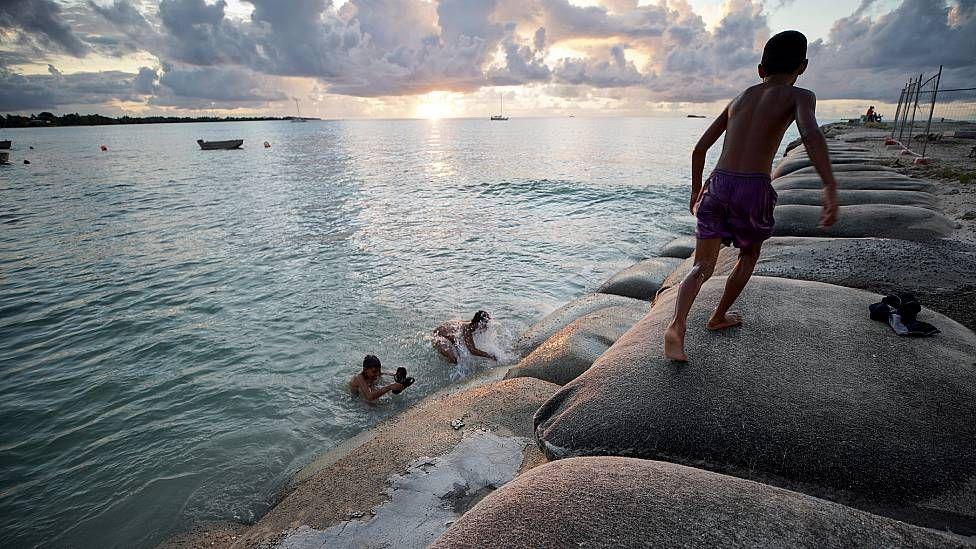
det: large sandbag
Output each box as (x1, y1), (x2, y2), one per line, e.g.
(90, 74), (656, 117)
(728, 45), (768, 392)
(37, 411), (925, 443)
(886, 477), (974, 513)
(773, 204), (952, 240)
(534, 277), (976, 530)
(776, 188), (939, 210)
(659, 236), (696, 258)
(660, 237), (976, 331)
(780, 163), (898, 178)
(773, 155), (879, 178)
(773, 171), (934, 193)
(432, 458), (966, 549)
(504, 301), (649, 385)
(229, 377), (558, 548)
(786, 144), (871, 157)
(515, 293), (640, 357)
(596, 257), (684, 299)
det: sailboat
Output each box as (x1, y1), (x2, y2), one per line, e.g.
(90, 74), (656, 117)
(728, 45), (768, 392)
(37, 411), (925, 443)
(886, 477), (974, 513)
(291, 98), (307, 122)
(490, 95), (509, 121)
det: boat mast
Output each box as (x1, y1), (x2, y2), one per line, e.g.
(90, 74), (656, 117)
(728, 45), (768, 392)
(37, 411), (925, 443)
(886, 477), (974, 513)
(294, 98), (302, 119)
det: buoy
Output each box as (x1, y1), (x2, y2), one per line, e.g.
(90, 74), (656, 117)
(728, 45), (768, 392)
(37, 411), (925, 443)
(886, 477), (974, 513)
(263, 141), (271, 148)
(100, 145), (108, 151)
(29, 146), (34, 150)
(23, 159), (30, 165)
(884, 138), (897, 146)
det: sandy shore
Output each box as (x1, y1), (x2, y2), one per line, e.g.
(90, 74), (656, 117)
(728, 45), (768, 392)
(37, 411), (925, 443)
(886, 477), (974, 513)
(160, 124), (976, 548)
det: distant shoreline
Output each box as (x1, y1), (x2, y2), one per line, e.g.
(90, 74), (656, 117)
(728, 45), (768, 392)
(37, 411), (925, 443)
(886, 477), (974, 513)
(1, 113), (316, 129)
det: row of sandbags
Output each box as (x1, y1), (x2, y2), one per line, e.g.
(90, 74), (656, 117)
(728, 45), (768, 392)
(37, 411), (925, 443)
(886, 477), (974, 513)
(210, 139), (976, 548)
(444, 138), (976, 546)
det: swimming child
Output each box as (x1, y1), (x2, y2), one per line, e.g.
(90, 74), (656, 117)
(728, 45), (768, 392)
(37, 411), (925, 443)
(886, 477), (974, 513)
(432, 310), (498, 364)
(663, 30), (839, 362)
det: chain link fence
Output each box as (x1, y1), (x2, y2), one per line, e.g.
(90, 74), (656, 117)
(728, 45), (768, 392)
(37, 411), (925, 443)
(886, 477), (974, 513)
(889, 66), (976, 161)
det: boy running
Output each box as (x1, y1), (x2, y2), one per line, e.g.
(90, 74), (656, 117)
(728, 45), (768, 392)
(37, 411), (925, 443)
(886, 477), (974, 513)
(664, 30), (839, 362)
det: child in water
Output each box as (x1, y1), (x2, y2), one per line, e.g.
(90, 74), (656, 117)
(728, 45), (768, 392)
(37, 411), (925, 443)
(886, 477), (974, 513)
(664, 30), (839, 362)
(348, 355), (405, 401)
(432, 310), (498, 364)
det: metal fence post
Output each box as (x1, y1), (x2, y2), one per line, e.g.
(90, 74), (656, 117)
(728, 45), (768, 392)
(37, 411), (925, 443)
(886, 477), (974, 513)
(890, 84), (906, 139)
(921, 65), (943, 158)
(898, 78), (914, 141)
(906, 72), (924, 146)
(890, 84), (908, 139)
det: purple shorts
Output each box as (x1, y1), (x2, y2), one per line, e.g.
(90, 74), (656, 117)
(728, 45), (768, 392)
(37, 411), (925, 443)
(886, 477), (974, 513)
(694, 168), (777, 249)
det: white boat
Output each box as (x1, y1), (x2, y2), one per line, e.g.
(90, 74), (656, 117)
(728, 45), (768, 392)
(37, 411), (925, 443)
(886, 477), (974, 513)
(490, 95), (508, 121)
(197, 139), (243, 150)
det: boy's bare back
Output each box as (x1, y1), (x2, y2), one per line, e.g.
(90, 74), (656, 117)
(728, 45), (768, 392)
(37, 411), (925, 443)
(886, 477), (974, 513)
(716, 83), (812, 175)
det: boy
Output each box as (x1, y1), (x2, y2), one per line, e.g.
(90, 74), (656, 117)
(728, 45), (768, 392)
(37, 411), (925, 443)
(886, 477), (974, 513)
(348, 354), (404, 401)
(663, 30), (839, 362)
(432, 310), (498, 364)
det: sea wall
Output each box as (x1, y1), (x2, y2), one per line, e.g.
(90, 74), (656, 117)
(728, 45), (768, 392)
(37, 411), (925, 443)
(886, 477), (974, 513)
(162, 126), (976, 548)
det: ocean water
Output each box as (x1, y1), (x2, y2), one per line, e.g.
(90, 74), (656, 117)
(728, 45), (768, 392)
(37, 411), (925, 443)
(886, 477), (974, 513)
(0, 117), (799, 548)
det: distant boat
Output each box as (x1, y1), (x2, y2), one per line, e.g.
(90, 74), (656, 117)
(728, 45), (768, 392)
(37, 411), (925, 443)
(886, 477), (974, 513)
(0, 140), (10, 149)
(291, 98), (307, 122)
(490, 95), (508, 121)
(686, 115), (707, 119)
(197, 139), (243, 150)
(0, 151), (9, 164)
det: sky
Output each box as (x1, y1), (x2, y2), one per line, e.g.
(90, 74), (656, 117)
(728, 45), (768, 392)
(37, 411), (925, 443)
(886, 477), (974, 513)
(0, 0), (973, 119)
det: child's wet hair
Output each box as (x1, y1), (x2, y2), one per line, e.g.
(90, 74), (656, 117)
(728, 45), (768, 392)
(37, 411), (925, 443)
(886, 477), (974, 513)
(363, 354), (381, 370)
(761, 30), (807, 75)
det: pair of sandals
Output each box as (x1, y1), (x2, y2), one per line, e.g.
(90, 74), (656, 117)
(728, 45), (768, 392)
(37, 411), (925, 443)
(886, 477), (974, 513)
(869, 293), (939, 337)
(391, 367), (415, 394)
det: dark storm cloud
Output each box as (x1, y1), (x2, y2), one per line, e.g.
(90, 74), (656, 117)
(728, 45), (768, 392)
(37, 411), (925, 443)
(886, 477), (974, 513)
(0, 0), (90, 56)
(87, 0), (152, 31)
(0, 68), (144, 110)
(805, 0), (976, 100)
(158, 0), (258, 65)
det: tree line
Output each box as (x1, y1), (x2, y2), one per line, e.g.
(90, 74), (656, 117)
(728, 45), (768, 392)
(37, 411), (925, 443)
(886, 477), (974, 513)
(2, 112), (296, 128)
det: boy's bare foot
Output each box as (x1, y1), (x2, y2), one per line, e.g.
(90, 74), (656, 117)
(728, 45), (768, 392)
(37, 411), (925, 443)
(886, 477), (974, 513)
(663, 325), (688, 362)
(707, 311), (743, 330)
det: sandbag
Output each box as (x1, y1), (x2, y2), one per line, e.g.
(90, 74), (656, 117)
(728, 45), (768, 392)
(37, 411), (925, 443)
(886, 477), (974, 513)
(773, 204), (952, 240)
(661, 237), (976, 332)
(535, 277), (976, 530)
(504, 301), (648, 385)
(659, 236), (696, 258)
(775, 189), (938, 210)
(596, 257), (683, 299)
(778, 163), (898, 178)
(515, 294), (642, 357)
(773, 171), (934, 193)
(233, 377), (559, 547)
(432, 458), (966, 549)
(773, 155), (879, 178)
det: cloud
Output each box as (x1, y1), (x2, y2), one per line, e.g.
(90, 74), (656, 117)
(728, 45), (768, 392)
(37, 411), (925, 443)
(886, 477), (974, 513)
(805, 0), (976, 99)
(0, 69), (144, 110)
(0, 0), (90, 56)
(0, 0), (974, 113)
(554, 44), (643, 87)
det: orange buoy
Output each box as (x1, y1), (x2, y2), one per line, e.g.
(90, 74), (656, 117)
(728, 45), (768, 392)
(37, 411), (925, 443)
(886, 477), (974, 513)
(263, 141), (271, 148)
(100, 145), (108, 151)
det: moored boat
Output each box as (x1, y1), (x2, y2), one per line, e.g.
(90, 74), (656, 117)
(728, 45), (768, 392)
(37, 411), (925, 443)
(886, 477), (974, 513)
(197, 139), (243, 150)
